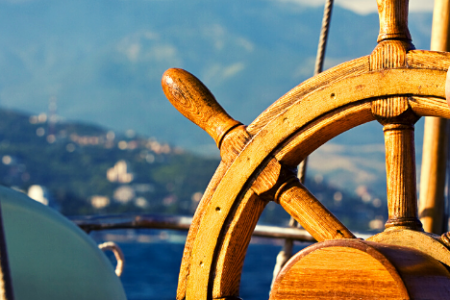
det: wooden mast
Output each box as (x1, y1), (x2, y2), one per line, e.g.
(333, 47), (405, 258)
(418, 0), (450, 234)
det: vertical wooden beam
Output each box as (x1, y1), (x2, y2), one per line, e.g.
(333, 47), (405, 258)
(419, 0), (450, 234)
(430, 0), (450, 51)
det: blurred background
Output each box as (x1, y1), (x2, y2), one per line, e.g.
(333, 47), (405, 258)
(0, 0), (439, 299)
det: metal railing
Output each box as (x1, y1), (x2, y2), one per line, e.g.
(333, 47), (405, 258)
(71, 214), (315, 241)
(71, 213), (371, 241)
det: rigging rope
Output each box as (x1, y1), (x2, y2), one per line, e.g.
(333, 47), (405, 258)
(271, 0), (334, 287)
(298, 0), (334, 181)
(314, 0), (334, 75)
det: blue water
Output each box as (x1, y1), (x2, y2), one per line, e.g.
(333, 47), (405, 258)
(103, 237), (307, 300)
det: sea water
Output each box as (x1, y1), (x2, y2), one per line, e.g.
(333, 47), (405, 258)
(97, 231), (308, 300)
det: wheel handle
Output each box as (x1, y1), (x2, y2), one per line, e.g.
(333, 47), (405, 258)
(162, 68), (243, 149)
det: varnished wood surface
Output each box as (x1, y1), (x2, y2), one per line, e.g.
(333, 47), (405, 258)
(162, 68), (242, 149)
(168, 1), (450, 298)
(270, 239), (450, 300)
(376, 0), (411, 43)
(211, 190), (266, 298)
(219, 125), (252, 166)
(369, 23), (422, 231)
(382, 123), (422, 230)
(162, 69), (252, 167)
(419, 116), (449, 233)
(368, 229), (450, 268)
(275, 101), (374, 164)
(409, 96), (450, 119)
(162, 28), (450, 299)
(173, 56), (450, 299)
(277, 181), (354, 241)
(251, 158), (355, 241)
(248, 49), (450, 142)
(246, 56), (369, 135)
(418, 0), (450, 234)
(176, 161), (229, 299)
(161, 68), (266, 299)
(431, 0), (450, 52)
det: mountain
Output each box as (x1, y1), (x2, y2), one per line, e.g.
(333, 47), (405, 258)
(0, 0), (436, 212)
(0, 0), (433, 152)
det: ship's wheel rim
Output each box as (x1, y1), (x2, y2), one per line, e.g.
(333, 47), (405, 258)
(182, 50), (450, 300)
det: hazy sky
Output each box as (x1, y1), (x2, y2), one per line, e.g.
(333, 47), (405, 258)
(0, 0), (437, 14)
(279, 0), (434, 15)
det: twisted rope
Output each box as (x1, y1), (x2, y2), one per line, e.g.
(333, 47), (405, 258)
(271, 0), (334, 288)
(314, 0), (334, 75)
(298, 0), (334, 181)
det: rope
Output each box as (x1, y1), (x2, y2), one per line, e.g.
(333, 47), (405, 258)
(297, 0), (333, 182)
(314, 0), (334, 75)
(271, 0), (334, 289)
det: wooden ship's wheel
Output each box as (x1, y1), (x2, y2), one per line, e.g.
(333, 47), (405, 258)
(162, 0), (450, 299)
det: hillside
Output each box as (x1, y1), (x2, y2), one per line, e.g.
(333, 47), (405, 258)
(0, 0), (432, 151)
(0, 108), (387, 232)
(0, 108), (219, 216)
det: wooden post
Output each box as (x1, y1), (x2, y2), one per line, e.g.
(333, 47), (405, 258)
(418, 0), (450, 234)
(371, 0), (422, 231)
(383, 123), (422, 230)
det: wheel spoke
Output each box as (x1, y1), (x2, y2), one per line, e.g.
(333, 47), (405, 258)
(275, 179), (355, 241)
(383, 123), (422, 230)
(162, 51), (450, 299)
(372, 95), (422, 231)
(251, 158), (355, 242)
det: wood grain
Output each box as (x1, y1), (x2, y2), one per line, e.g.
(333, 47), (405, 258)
(369, 25), (422, 231)
(383, 123), (422, 230)
(277, 181), (354, 241)
(270, 239), (450, 300)
(219, 125), (252, 166)
(212, 190), (266, 298)
(418, 0), (450, 235)
(270, 240), (409, 299)
(171, 1), (450, 297)
(275, 101), (374, 165)
(369, 229), (450, 268)
(162, 68), (242, 149)
(430, 0), (450, 52)
(162, 69), (255, 300)
(162, 68), (252, 167)
(409, 96), (450, 118)
(247, 48), (450, 135)
(174, 49), (450, 299)
(376, 0), (411, 42)
(419, 116), (449, 233)
(176, 161), (228, 300)
(246, 56), (370, 135)
(370, 41), (412, 70)
(251, 158), (355, 241)
(183, 65), (450, 300)
(407, 50), (450, 70)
